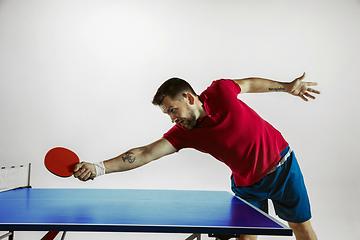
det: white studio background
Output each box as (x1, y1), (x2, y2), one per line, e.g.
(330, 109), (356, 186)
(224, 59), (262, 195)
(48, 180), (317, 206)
(0, 0), (359, 239)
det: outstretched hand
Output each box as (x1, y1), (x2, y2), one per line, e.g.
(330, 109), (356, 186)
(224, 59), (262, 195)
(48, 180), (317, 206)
(288, 73), (320, 101)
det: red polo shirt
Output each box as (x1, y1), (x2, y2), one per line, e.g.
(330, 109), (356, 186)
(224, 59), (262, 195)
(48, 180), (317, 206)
(163, 79), (288, 186)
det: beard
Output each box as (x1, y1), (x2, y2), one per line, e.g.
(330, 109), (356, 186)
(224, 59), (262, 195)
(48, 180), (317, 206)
(182, 115), (197, 130)
(178, 110), (198, 130)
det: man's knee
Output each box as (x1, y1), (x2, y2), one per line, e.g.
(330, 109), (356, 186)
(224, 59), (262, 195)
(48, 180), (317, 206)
(288, 220), (317, 240)
(236, 235), (258, 240)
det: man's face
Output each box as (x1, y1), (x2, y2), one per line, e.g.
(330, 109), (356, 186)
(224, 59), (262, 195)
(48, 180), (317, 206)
(160, 95), (198, 130)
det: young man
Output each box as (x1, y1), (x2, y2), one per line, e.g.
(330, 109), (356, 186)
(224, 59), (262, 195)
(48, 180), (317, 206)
(74, 73), (320, 240)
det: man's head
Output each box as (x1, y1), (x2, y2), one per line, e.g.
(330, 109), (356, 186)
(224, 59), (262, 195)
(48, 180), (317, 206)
(152, 77), (197, 106)
(152, 78), (201, 130)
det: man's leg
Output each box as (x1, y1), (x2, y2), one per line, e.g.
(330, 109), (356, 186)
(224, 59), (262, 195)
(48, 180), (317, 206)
(236, 235), (257, 240)
(235, 220), (316, 240)
(288, 220), (317, 240)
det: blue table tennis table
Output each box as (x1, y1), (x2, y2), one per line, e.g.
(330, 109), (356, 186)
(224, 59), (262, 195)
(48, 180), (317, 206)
(0, 188), (292, 239)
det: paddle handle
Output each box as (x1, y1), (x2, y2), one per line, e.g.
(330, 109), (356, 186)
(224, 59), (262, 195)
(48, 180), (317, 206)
(90, 173), (96, 180)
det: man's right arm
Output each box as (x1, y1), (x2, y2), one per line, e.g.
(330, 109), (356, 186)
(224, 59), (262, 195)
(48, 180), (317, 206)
(73, 138), (177, 181)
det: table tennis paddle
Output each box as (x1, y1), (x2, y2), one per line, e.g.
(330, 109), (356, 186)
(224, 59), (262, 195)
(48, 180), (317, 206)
(44, 147), (95, 180)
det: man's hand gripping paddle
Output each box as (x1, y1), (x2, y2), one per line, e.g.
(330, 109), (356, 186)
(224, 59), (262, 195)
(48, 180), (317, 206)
(44, 147), (95, 180)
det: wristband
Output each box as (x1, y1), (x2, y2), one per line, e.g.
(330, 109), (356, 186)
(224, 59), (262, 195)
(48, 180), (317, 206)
(93, 161), (106, 177)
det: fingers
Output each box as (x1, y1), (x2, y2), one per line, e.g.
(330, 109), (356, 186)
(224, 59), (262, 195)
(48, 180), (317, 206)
(301, 85), (320, 101)
(300, 95), (308, 101)
(304, 82), (317, 86)
(299, 88), (321, 101)
(307, 87), (321, 95)
(73, 162), (84, 173)
(302, 92), (316, 101)
(73, 162), (95, 181)
(75, 168), (92, 181)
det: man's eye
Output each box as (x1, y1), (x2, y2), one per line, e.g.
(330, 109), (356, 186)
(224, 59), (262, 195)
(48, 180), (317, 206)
(170, 109), (176, 112)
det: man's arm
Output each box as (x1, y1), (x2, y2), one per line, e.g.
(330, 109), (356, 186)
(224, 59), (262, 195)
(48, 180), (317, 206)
(234, 72), (320, 101)
(73, 138), (177, 181)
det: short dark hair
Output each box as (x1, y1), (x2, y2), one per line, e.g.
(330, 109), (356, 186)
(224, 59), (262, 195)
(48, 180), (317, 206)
(152, 77), (197, 106)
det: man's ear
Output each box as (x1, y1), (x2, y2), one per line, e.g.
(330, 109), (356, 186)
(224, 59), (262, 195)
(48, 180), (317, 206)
(184, 93), (195, 105)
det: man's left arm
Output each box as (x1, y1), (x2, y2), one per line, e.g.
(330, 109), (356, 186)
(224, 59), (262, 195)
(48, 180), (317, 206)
(234, 72), (320, 101)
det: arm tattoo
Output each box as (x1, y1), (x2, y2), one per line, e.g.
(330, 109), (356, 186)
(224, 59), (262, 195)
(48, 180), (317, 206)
(269, 87), (285, 92)
(122, 151), (136, 164)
